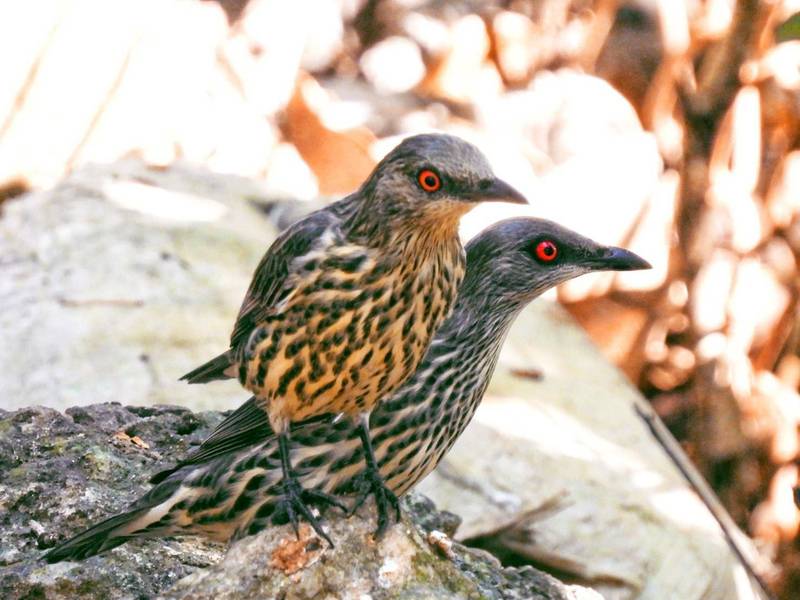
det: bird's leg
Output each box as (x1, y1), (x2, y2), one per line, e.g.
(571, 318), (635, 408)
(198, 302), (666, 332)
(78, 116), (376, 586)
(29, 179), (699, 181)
(275, 432), (346, 547)
(351, 413), (401, 538)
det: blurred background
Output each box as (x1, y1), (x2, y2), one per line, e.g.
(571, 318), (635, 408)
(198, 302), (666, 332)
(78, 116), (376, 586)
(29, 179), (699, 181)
(2, 0), (800, 595)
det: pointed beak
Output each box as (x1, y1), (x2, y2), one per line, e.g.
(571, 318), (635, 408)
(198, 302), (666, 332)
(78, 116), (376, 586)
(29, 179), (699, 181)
(464, 177), (529, 205)
(590, 246), (652, 271)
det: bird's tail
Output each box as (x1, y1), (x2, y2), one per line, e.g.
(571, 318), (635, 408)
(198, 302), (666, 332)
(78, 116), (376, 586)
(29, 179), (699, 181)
(44, 473), (189, 563)
(42, 507), (148, 563)
(180, 351), (234, 384)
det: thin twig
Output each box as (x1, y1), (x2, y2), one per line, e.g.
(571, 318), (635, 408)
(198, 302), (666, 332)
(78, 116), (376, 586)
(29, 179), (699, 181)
(634, 401), (777, 600)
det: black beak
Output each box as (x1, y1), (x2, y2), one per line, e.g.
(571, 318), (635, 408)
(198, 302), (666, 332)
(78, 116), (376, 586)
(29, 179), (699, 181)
(464, 178), (529, 205)
(590, 246), (651, 271)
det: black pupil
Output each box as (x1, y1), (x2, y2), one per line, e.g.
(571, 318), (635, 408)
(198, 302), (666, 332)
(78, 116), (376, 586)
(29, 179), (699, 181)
(425, 175), (436, 187)
(542, 244), (554, 256)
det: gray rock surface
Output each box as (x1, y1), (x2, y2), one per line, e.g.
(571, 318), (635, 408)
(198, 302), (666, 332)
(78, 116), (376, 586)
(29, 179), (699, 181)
(0, 403), (598, 600)
(164, 494), (598, 600)
(0, 403), (226, 598)
(0, 160), (280, 412)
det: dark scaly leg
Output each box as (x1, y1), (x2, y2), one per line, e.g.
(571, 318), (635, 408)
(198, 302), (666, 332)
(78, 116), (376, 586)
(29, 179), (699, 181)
(275, 431), (346, 547)
(351, 413), (401, 538)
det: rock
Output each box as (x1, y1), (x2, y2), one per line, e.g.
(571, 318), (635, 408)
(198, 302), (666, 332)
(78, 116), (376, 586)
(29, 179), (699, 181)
(463, 69), (663, 302)
(0, 160), (281, 412)
(0, 403), (227, 599)
(262, 142), (320, 201)
(0, 403), (597, 600)
(164, 495), (600, 600)
(416, 300), (769, 600)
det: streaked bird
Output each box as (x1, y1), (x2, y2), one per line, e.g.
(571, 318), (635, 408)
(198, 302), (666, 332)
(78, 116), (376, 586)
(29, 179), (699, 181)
(44, 217), (650, 562)
(179, 133), (527, 541)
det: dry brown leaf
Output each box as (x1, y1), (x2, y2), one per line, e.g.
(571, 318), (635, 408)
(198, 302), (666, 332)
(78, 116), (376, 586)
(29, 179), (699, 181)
(284, 73), (376, 196)
(565, 297), (651, 381)
(750, 464), (800, 544)
(766, 150), (800, 228)
(113, 431), (132, 444)
(113, 430), (150, 450)
(690, 249), (737, 334)
(615, 169), (680, 293)
(269, 524), (322, 575)
(728, 258), (791, 356)
(130, 435), (150, 450)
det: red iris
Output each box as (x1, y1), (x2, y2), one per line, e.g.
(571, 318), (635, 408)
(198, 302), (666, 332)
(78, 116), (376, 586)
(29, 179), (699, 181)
(417, 169), (441, 193)
(535, 240), (558, 262)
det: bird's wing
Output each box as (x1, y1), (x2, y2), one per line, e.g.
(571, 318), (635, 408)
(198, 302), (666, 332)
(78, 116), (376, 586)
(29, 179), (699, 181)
(149, 397), (269, 483)
(149, 397), (331, 484)
(229, 207), (340, 352)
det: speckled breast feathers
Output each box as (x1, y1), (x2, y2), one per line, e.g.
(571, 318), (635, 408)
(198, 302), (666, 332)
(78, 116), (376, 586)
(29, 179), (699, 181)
(240, 224), (465, 431)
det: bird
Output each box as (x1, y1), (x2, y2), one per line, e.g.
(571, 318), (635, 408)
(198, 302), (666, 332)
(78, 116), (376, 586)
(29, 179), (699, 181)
(44, 216), (650, 562)
(177, 133), (528, 542)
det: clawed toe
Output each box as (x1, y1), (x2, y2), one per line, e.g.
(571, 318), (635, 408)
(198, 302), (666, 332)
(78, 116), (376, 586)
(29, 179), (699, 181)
(352, 467), (401, 539)
(302, 488), (348, 513)
(374, 485), (401, 539)
(277, 479), (337, 547)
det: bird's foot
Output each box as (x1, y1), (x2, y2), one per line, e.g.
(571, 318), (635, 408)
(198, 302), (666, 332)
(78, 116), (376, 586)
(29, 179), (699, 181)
(275, 478), (346, 547)
(350, 466), (401, 539)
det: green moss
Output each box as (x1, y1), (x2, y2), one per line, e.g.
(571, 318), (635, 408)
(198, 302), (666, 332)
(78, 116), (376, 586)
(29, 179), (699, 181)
(406, 547), (482, 599)
(79, 448), (125, 477)
(77, 579), (105, 595)
(8, 466), (26, 479)
(49, 437), (69, 456)
(0, 419), (13, 435)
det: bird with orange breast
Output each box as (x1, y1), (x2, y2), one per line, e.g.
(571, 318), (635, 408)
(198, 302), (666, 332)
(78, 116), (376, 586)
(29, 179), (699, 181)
(179, 134), (528, 542)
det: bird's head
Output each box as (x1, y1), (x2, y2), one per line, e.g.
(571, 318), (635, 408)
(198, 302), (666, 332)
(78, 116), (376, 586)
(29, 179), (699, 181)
(462, 217), (651, 306)
(360, 133), (527, 230)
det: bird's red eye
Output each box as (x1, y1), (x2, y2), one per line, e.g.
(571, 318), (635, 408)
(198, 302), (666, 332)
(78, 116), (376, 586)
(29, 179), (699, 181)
(417, 169), (441, 193)
(535, 240), (558, 262)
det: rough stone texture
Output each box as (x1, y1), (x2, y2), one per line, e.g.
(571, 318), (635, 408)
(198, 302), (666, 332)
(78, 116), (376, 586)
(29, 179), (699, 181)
(164, 495), (599, 600)
(0, 404), (227, 599)
(0, 404), (598, 600)
(0, 159), (280, 412)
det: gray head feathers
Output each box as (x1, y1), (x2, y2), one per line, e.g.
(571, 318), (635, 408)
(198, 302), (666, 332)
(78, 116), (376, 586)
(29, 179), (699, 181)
(460, 217), (650, 305)
(356, 134), (526, 220)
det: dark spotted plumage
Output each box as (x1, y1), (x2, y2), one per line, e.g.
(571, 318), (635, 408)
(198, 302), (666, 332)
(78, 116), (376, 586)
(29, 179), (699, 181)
(179, 134), (528, 541)
(44, 217), (650, 562)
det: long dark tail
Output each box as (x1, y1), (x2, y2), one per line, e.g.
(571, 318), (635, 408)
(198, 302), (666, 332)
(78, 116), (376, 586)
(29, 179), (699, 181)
(44, 472), (187, 563)
(42, 508), (148, 563)
(180, 351), (233, 384)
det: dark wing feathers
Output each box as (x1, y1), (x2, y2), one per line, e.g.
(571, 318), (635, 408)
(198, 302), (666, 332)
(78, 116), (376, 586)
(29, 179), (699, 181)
(167, 198), (363, 480)
(229, 208), (338, 351)
(150, 397), (269, 484)
(180, 350), (233, 383)
(150, 398), (334, 484)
